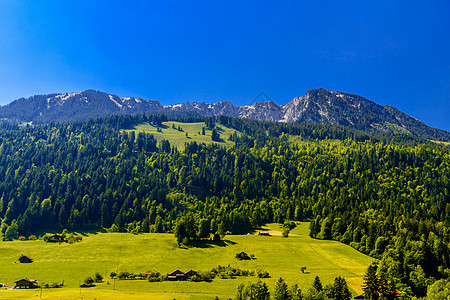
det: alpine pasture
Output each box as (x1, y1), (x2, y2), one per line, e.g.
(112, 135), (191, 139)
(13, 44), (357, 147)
(0, 223), (372, 299)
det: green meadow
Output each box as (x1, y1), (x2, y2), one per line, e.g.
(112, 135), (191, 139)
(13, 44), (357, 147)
(0, 223), (372, 299)
(126, 121), (240, 149)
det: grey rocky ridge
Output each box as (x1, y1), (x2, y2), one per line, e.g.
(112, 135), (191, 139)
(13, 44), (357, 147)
(0, 88), (449, 141)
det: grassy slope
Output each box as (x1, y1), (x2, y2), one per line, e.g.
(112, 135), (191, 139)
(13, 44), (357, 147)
(0, 223), (372, 299)
(126, 121), (240, 149)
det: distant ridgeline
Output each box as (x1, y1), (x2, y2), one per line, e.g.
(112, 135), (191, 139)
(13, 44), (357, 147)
(0, 88), (449, 141)
(0, 113), (449, 298)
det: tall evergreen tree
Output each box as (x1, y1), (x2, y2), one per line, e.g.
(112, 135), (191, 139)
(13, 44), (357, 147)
(274, 277), (290, 300)
(330, 276), (352, 300)
(362, 265), (380, 300)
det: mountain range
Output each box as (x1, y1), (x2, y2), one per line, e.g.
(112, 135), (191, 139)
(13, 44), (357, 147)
(1, 88), (449, 141)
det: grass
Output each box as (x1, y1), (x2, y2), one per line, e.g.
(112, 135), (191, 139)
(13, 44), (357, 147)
(0, 223), (372, 299)
(432, 140), (450, 146)
(125, 121), (241, 150)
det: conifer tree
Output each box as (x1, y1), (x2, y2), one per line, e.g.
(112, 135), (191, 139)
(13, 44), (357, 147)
(274, 277), (290, 300)
(331, 276), (352, 300)
(362, 265), (379, 300)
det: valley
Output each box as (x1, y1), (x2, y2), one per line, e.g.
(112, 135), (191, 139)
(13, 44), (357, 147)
(0, 223), (371, 299)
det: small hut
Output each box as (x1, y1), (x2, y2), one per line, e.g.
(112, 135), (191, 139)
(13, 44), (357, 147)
(19, 255), (33, 263)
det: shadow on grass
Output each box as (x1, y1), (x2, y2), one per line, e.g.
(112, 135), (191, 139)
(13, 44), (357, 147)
(33, 227), (108, 237)
(180, 239), (238, 249)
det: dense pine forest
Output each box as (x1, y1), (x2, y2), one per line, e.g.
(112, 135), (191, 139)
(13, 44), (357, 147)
(0, 113), (449, 298)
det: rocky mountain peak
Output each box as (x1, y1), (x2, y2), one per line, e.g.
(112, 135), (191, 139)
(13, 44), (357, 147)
(0, 88), (449, 141)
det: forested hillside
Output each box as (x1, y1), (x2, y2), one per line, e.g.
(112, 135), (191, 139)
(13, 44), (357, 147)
(0, 114), (449, 297)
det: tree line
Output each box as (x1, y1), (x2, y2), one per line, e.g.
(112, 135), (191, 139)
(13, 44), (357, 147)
(0, 113), (449, 297)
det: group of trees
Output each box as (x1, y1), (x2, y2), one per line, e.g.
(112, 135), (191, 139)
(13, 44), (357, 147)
(0, 113), (449, 297)
(236, 276), (352, 300)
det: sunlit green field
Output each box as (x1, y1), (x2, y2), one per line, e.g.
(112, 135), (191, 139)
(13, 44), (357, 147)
(0, 223), (372, 299)
(125, 121), (240, 149)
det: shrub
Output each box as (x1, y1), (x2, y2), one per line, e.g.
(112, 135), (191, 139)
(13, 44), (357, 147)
(84, 277), (94, 285)
(283, 220), (297, 230)
(94, 272), (103, 283)
(147, 271), (163, 282)
(118, 271), (130, 280)
(18, 236), (26, 241)
(28, 235), (37, 240)
(257, 270), (270, 278)
(212, 233), (221, 242)
(235, 252), (252, 260)
(109, 224), (119, 232)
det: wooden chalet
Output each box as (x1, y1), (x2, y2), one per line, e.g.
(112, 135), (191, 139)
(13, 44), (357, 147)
(258, 231), (270, 236)
(166, 270), (185, 281)
(14, 279), (39, 289)
(19, 255), (33, 263)
(185, 270), (199, 279)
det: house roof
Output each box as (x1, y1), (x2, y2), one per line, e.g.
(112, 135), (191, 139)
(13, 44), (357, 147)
(168, 270), (185, 276)
(15, 279), (38, 284)
(186, 270), (198, 276)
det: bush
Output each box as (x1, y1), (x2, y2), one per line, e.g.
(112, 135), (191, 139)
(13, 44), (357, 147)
(146, 271), (163, 282)
(110, 272), (117, 278)
(257, 270), (270, 278)
(94, 272), (103, 283)
(28, 235), (37, 240)
(18, 236), (26, 241)
(212, 233), (221, 242)
(235, 252), (252, 260)
(84, 277), (94, 285)
(118, 271), (130, 280)
(109, 224), (119, 232)
(283, 220), (297, 230)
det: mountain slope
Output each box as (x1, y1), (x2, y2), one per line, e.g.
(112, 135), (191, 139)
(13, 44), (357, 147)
(0, 89), (163, 123)
(0, 88), (449, 141)
(280, 88), (450, 141)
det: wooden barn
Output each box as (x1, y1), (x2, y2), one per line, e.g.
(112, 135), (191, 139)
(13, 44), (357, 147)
(166, 270), (185, 281)
(14, 279), (39, 289)
(19, 255), (33, 263)
(185, 270), (199, 279)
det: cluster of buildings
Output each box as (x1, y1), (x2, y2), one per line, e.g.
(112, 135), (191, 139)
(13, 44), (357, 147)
(166, 270), (199, 281)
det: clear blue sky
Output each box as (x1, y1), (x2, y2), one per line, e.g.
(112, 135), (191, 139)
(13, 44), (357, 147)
(1, 1), (449, 130)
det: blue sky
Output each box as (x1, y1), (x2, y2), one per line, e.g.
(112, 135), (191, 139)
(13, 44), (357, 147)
(0, 1), (449, 130)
